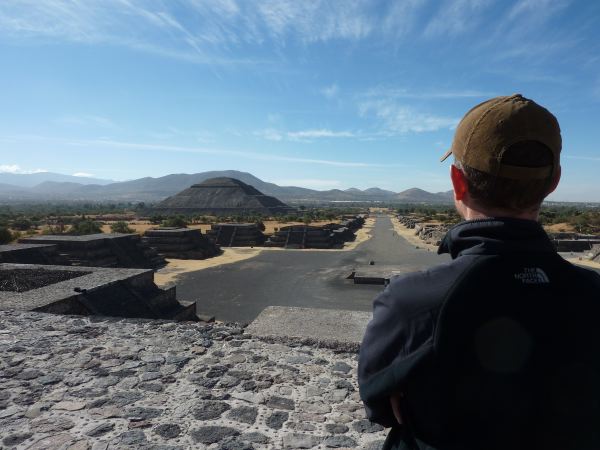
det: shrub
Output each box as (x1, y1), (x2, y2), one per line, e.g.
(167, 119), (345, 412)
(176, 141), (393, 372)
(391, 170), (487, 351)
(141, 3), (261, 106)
(110, 221), (134, 234)
(162, 216), (188, 228)
(11, 218), (32, 231)
(0, 227), (12, 244)
(70, 219), (103, 235)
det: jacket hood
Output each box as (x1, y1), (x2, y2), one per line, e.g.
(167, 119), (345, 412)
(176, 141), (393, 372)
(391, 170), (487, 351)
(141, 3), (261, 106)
(438, 217), (555, 259)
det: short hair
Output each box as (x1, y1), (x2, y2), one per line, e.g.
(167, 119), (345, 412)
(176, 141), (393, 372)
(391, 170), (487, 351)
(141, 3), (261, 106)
(455, 141), (555, 213)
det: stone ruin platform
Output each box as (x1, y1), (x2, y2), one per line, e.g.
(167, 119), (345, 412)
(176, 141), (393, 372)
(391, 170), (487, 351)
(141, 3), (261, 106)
(349, 265), (408, 285)
(19, 233), (165, 269)
(0, 310), (386, 449)
(246, 306), (372, 352)
(0, 263), (195, 321)
(143, 228), (220, 260)
(265, 225), (351, 249)
(0, 243), (69, 266)
(206, 224), (265, 247)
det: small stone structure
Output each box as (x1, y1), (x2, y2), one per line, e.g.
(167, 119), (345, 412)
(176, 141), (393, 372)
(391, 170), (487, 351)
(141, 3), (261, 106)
(589, 244), (600, 262)
(143, 228), (220, 259)
(0, 263), (195, 321)
(206, 223), (265, 247)
(265, 225), (354, 249)
(0, 243), (69, 265)
(152, 177), (295, 216)
(19, 233), (165, 269)
(397, 215), (450, 246)
(550, 234), (600, 252)
(265, 225), (330, 249)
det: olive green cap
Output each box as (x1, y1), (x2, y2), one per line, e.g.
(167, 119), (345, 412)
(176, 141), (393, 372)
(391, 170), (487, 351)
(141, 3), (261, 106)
(440, 94), (561, 179)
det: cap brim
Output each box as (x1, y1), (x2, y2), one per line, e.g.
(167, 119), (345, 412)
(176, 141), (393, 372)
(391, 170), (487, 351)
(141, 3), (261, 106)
(439, 148), (453, 162)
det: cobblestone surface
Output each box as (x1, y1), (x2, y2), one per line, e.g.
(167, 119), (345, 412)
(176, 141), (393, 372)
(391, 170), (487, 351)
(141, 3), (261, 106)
(0, 311), (387, 449)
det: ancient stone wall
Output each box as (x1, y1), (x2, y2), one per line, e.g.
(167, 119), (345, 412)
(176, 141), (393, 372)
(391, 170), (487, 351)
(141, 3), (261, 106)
(0, 310), (386, 449)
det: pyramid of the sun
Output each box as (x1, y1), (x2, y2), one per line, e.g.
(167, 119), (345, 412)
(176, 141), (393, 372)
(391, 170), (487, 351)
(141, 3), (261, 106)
(152, 177), (294, 215)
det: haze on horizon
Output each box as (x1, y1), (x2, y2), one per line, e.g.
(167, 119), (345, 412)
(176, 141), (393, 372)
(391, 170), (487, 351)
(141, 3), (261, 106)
(0, 0), (599, 202)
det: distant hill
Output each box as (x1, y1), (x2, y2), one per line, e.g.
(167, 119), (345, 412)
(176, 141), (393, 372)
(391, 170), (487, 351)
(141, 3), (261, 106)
(0, 169), (453, 204)
(0, 172), (113, 188)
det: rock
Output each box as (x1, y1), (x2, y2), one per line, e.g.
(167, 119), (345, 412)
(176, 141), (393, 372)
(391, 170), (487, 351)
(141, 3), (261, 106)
(192, 401), (231, 420)
(266, 411), (288, 429)
(266, 395), (295, 410)
(298, 401), (331, 414)
(31, 416), (75, 432)
(65, 440), (91, 450)
(323, 435), (357, 448)
(140, 371), (162, 382)
(139, 382), (164, 392)
(154, 423), (182, 439)
(352, 419), (385, 433)
(16, 368), (42, 380)
(2, 432), (33, 447)
(88, 406), (122, 419)
(117, 430), (148, 446)
(240, 432), (269, 444)
(286, 355), (311, 364)
(140, 354), (165, 364)
(305, 385), (323, 397)
(27, 433), (74, 450)
(282, 433), (321, 449)
(37, 373), (63, 385)
(85, 422), (115, 437)
(364, 440), (385, 450)
(227, 405), (258, 424)
(126, 407), (163, 420)
(190, 426), (239, 444)
(332, 362), (352, 374)
(220, 437), (255, 450)
(325, 424), (349, 434)
(206, 365), (228, 378)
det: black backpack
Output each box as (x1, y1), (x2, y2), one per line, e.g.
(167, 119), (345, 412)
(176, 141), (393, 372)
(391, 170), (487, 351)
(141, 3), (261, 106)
(395, 254), (600, 450)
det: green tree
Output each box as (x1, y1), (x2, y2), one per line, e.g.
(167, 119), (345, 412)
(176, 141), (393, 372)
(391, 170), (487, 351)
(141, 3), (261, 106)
(70, 219), (103, 235)
(110, 221), (134, 234)
(0, 227), (13, 244)
(162, 216), (188, 228)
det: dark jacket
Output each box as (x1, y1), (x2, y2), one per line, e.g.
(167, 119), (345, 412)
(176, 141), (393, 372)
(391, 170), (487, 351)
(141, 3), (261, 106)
(358, 218), (600, 449)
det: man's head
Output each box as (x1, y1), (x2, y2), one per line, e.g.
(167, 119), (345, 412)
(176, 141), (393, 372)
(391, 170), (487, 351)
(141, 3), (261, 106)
(441, 94), (562, 220)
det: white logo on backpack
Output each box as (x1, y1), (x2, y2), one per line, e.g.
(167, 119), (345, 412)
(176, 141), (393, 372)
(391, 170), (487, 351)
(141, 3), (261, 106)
(514, 267), (550, 284)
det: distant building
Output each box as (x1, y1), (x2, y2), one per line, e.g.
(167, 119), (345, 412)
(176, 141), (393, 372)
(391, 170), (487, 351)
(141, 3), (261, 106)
(151, 177), (295, 216)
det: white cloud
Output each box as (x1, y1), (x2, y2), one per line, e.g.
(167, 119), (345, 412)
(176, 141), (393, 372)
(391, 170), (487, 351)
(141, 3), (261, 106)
(321, 83), (339, 99)
(56, 115), (116, 128)
(287, 129), (355, 140)
(359, 99), (459, 133)
(63, 137), (381, 168)
(0, 0), (425, 64)
(424, 0), (493, 37)
(362, 86), (494, 100)
(254, 128), (283, 141)
(255, 127), (355, 142)
(72, 172), (95, 177)
(0, 164), (47, 174)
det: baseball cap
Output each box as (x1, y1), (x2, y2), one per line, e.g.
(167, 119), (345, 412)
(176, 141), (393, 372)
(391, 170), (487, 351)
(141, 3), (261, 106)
(440, 94), (561, 180)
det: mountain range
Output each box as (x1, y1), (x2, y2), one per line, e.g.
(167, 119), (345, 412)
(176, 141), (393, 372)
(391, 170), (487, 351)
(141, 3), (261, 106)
(0, 170), (453, 204)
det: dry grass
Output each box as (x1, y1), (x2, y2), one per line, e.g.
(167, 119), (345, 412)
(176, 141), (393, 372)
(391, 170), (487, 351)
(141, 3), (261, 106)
(154, 248), (264, 287)
(543, 222), (576, 233)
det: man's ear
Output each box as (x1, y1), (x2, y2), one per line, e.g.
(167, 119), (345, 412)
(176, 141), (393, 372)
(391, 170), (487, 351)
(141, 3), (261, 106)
(451, 164), (468, 201)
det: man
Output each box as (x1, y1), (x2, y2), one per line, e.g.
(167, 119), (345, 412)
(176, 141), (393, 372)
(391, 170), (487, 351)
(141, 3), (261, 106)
(358, 94), (600, 450)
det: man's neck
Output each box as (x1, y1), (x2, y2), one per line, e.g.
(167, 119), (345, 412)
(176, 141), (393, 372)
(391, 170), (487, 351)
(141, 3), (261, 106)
(460, 205), (540, 222)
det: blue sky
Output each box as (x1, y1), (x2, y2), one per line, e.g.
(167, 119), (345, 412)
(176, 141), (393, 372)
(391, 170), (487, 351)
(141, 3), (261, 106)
(0, 0), (599, 201)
